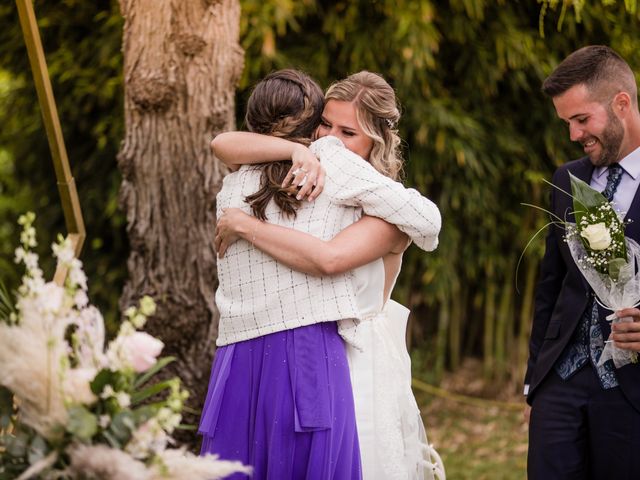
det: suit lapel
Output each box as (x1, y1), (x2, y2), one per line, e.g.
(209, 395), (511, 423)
(623, 179), (640, 242)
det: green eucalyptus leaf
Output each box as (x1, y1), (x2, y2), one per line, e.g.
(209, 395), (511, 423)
(100, 429), (122, 449)
(109, 410), (135, 443)
(90, 368), (115, 395)
(5, 430), (29, 458)
(27, 435), (48, 465)
(67, 405), (98, 441)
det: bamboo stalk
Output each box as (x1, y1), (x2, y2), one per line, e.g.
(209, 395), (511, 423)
(483, 264), (496, 380)
(434, 299), (450, 382)
(494, 263), (514, 383)
(448, 283), (463, 371)
(15, 0), (85, 285)
(516, 259), (538, 383)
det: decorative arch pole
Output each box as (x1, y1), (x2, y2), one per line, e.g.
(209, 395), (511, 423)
(15, 0), (85, 285)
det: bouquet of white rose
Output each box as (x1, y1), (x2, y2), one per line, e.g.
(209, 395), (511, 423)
(563, 173), (640, 367)
(0, 213), (250, 480)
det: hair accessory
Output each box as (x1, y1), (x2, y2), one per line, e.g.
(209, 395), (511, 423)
(385, 118), (394, 128)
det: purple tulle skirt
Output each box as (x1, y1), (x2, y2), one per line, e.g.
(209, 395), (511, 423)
(198, 321), (361, 479)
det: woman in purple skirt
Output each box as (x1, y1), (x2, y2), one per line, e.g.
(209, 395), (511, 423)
(199, 70), (439, 479)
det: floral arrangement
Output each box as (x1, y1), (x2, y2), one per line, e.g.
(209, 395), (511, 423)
(568, 173), (628, 280)
(524, 173), (640, 367)
(0, 213), (250, 480)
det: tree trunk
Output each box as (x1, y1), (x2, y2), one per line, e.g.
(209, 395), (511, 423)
(117, 0), (243, 447)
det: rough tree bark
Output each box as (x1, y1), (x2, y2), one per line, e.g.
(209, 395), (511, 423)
(117, 0), (243, 446)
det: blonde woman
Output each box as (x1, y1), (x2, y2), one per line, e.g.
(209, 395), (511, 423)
(213, 71), (445, 480)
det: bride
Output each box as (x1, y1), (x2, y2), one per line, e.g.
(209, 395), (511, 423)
(213, 71), (445, 480)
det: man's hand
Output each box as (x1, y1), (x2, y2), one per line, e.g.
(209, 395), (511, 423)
(524, 405), (532, 425)
(610, 308), (640, 352)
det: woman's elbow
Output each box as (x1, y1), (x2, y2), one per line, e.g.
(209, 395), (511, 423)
(316, 253), (349, 276)
(210, 134), (236, 167)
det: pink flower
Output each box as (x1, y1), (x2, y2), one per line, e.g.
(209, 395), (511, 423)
(121, 332), (164, 373)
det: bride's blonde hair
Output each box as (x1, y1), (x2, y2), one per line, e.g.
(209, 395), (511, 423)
(325, 71), (403, 180)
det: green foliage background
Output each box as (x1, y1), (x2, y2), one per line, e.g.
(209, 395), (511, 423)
(1, 0), (639, 383)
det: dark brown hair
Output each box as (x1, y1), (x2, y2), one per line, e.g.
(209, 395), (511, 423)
(542, 45), (637, 106)
(244, 69), (324, 220)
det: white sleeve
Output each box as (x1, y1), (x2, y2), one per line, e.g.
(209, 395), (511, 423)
(311, 136), (441, 251)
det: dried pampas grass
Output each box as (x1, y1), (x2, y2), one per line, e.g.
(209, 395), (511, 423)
(152, 448), (252, 480)
(0, 316), (69, 439)
(66, 444), (151, 480)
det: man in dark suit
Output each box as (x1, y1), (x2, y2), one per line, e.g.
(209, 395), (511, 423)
(526, 45), (640, 479)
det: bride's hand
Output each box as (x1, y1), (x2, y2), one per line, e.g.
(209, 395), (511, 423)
(282, 143), (325, 202)
(215, 208), (258, 257)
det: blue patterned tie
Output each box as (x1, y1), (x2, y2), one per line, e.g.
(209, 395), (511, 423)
(602, 163), (623, 202)
(555, 163), (623, 389)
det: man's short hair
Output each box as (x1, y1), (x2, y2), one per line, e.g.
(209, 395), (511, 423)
(542, 45), (637, 106)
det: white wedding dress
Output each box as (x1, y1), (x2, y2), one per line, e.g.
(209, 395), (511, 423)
(340, 258), (445, 480)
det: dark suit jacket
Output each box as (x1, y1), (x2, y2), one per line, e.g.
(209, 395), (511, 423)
(525, 156), (640, 412)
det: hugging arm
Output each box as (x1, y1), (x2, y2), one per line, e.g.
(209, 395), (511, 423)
(216, 209), (407, 276)
(210, 132), (324, 200)
(313, 136), (442, 251)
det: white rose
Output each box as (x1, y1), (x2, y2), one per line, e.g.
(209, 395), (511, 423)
(580, 223), (612, 250)
(121, 332), (164, 373)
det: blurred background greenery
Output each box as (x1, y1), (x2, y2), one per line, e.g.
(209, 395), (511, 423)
(1, 1), (639, 477)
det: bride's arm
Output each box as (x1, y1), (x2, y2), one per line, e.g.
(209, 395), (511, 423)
(211, 132), (301, 167)
(211, 132), (324, 200)
(215, 208), (408, 276)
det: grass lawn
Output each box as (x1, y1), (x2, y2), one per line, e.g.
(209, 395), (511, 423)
(414, 360), (529, 479)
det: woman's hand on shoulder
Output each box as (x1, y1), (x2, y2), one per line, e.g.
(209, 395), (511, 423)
(215, 208), (259, 257)
(282, 143), (325, 201)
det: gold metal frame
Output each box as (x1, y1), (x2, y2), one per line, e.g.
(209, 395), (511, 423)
(15, 0), (85, 285)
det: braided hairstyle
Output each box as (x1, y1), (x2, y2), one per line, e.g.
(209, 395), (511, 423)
(244, 69), (325, 220)
(325, 71), (403, 180)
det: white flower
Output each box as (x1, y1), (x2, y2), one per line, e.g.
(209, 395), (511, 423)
(139, 296), (156, 316)
(74, 290), (89, 308)
(580, 222), (612, 250)
(99, 415), (111, 428)
(64, 368), (98, 405)
(69, 259), (88, 290)
(125, 419), (168, 459)
(37, 282), (66, 314)
(156, 407), (182, 433)
(52, 239), (74, 264)
(115, 391), (131, 408)
(121, 332), (164, 373)
(101, 385), (115, 399)
(131, 314), (147, 329)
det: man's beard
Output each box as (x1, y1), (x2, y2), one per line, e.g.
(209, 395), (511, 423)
(589, 107), (624, 167)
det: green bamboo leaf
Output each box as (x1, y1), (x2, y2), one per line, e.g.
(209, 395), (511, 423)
(133, 356), (175, 389)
